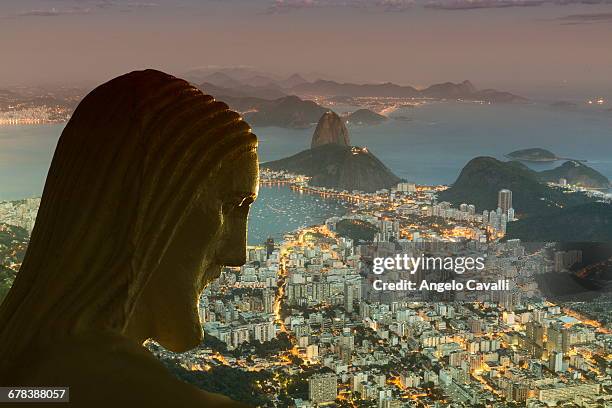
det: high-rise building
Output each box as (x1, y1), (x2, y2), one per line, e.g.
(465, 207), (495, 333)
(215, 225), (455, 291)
(498, 189), (513, 215)
(468, 318), (482, 335)
(467, 204), (476, 215)
(352, 372), (368, 393)
(526, 321), (545, 347)
(553, 250), (583, 273)
(344, 282), (355, 313)
(510, 383), (529, 402)
(538, 383), (600, 405)
(308, 373), (337, 404)
(547, 324), (566, 353)
(262, 288), (275, 314)
(230, 327), (250, 349)
(265, 236), (275, 259)
(507, 207), (515, 221)
(449, 351), (465, 367)
(397, 182), (416, 193)
(376, 219), (400, 242)
(253, 321), (276, 343)
(548, 351), (564, 373)
(339, 332), (355, 352)
(306, 344), (319, 361)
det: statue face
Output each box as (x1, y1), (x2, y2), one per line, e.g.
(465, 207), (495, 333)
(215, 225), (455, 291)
(126, 150), (259, 352)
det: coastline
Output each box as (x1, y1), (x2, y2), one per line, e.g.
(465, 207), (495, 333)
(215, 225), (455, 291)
(504, 154), (587, 163)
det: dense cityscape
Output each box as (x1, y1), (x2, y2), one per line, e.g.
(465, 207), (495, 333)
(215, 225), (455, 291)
(2, 172), (610, 407)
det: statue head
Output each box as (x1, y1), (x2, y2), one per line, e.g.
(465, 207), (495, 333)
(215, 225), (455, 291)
(0, 70), (259, 371)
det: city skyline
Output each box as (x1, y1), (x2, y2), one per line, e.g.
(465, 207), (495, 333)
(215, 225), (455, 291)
(4, 176), (609, 406)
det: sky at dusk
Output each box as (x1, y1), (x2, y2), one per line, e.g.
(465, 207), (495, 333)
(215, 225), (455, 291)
(1, 0), (611, 94)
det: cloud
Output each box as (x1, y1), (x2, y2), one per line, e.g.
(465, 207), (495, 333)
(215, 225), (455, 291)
(12, 1), (158, 18)
(267, 0), (318, 13)
(93, 1), (158, 11)
(554, 0), (612, 4)
(557, 11), (612, 23)
(425, 0), (612, 10)
(266, 0), (612, 13)
(16, 7), (91, 17)
(266, 0), (415, 13)
(425, 0), (545, 10)
(378, 0), (416, 11)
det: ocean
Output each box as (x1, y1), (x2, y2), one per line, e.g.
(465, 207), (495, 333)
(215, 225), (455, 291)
(258, 102), (612, 186)
(1, 101), (611, 244)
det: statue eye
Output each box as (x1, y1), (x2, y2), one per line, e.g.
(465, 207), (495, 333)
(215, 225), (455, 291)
(238, 195), (256, 207)
(223, 195), (255, 213)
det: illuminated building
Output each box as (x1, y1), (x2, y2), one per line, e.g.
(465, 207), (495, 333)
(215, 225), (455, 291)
(498, 189), (513, 217)
(308, 373), (337, 404)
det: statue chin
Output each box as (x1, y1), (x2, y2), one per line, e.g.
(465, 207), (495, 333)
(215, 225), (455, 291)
(143, 299), (204, 353)
(159, 327), (203, 353)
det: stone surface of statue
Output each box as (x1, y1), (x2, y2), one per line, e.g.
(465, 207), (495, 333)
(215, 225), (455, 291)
(0, 70), (258, 407)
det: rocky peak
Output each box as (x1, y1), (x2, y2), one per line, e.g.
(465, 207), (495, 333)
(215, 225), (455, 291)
(311, 111), (350, 149)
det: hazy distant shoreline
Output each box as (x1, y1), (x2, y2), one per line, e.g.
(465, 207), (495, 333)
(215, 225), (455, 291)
(2, 103), (612, 200)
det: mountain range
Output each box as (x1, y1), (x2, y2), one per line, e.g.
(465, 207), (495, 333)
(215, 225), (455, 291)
(291, 79), (526, 103)
(438, 157), (603, 216)
(215, 95), (328, 129)
(191, 69), (527, 128)
(190, 68), (526, 103)
(538, 160), (610, 189)
(199, 81), (287, 100)
(437, 156), (612, 241)
(437, 157), (592, 216)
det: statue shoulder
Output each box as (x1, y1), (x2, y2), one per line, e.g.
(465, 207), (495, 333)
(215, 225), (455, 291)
(15, 334), (248, 408)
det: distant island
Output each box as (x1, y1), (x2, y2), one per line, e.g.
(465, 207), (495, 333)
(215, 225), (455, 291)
(345, 109), (388, 126)
(206, 94), (328, 129)
(506, 148), (559, 162)
(263, 111), (401, 192)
